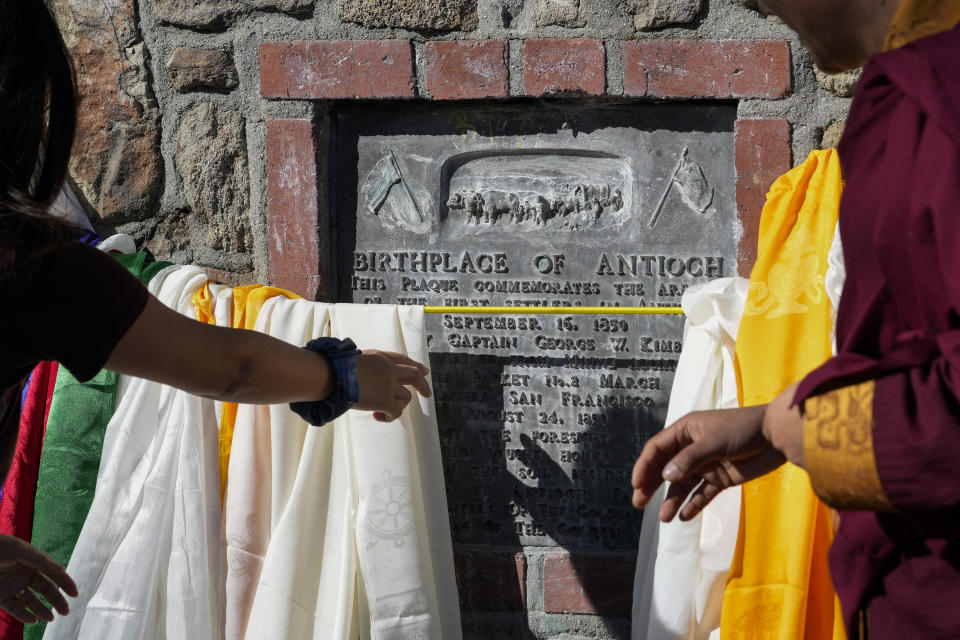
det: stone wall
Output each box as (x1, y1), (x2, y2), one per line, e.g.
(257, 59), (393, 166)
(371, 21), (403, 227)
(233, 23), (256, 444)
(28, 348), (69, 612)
(53, 0), (856, 638)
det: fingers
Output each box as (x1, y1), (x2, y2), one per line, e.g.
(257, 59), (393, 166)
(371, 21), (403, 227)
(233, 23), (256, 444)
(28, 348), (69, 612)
(355, 351), (432, 419)
(394, 364), (432, 398)
(658, 475), (726, 523)
(378, 351), (429, 376)
(656, 462), (734, 522)
(8, 537), (78, 599)
(632, 486), (653, 510)
(17, 589), (54, 622)
(393, 385), (412, 414)
(659, 476), (701, 522)
(678, 481), (724, 522)
(50, 569), (78, 599)
(0, 595), (37, 624)
(29, 573), (71, 616)
(10, 540), (69, 584)
(630, 421), (695, 502)
(660, 428), (727, 484)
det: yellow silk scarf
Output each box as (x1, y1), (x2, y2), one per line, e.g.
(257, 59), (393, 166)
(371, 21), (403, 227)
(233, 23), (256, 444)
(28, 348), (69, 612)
(721, 150), (844, 640)
(192, 283), (301, 503)
(884, 0), (960, 50)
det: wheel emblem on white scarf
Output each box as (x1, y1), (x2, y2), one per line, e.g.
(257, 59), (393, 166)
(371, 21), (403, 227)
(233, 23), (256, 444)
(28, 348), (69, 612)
(366, 471), (415, 547)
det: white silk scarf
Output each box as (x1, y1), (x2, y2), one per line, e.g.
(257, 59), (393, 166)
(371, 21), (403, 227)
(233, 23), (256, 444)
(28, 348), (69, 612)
(632, 277), (748, 640)
(44, 265), (223, 640)
(222, 300), (460, 640)
(223, 296), (326, 639)
(48, 182), (94, 232)
(825, 223), (845, 356)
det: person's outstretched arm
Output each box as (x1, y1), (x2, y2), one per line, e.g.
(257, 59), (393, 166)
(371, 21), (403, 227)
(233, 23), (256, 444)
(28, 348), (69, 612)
(106, 295), (431, 422)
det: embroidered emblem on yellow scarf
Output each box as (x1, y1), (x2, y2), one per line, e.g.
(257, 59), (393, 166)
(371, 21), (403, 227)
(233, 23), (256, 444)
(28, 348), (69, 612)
(192, 283), (301, 503)
(744, 221), (825, 319)
(722, 150), (845, 640)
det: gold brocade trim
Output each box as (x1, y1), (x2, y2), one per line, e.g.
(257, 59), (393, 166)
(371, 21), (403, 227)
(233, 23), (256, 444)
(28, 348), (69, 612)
(884, 0), (960, 51)
(803, 380), (894, 512)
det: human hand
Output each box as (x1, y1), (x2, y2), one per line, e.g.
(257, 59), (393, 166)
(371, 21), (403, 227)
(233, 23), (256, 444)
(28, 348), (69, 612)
(0, 535), (78, 624)
(630, 405), (786, 523)
(354, 350), (432, 422)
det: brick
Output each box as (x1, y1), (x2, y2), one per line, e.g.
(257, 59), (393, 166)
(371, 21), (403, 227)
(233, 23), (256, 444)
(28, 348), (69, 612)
(735, 119), (792, 274)
(543, 552), (636, 615)
(455, 552), (526, 611)
(260, 40), (414, 99)
(622, 40), (791, 99)
(425, 40), (509, 100)
(523, 38), (606, 97)
(265, 119), (326, 300)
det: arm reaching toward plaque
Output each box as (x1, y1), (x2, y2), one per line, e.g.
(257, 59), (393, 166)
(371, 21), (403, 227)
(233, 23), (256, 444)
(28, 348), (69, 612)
(631, 383), (803, 522)
(106, 295), (432, 425)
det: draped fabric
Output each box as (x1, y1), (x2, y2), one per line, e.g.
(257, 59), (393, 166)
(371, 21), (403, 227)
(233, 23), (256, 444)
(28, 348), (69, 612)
(824, 225), (845, 356)
(316, 304), (459, 639)
(793, 24), (960, 638)
(95, 235), (137, 256)
(883, 0), (960, 51)
(19, 374), (31, 411)
(223, 295), (304, 639)
(633, 277), (747, 640)
(721, 150), (845, 640)
(0, 363), (57, 541)
(191, 282), (233, 427)
(220, 299), (461, 640)
(48, 182), (94, 233)
(207, 285), (300, 504)
(0, 363), (58, 640)
(24, 253), (168, 640)
(43, 265), (223, 640)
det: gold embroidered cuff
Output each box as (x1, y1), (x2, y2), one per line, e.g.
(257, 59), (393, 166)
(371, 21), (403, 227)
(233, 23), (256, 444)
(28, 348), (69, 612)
(803, 380), (894, 512)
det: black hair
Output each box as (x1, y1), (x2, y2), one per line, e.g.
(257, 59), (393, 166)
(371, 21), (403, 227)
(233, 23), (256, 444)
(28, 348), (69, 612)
(0, 1), (77, 263)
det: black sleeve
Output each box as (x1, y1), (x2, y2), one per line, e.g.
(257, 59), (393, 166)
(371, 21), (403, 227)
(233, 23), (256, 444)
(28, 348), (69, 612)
(14, 241), (149, 382)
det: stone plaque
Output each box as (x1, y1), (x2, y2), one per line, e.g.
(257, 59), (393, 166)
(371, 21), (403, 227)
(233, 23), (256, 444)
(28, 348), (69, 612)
(334, 101), (737, 551)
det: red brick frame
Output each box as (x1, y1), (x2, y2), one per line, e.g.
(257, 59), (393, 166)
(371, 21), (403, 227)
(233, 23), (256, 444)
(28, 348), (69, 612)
(261, 39), (791, 611)
(265, 119), (328, 301)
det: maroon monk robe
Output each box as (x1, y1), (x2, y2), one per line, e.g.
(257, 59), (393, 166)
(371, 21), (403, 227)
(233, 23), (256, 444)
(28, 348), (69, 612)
(794, 24), (960, 640)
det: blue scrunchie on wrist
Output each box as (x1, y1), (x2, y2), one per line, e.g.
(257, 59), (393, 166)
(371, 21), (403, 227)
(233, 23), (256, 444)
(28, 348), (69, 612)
(289, 337), (361, 426)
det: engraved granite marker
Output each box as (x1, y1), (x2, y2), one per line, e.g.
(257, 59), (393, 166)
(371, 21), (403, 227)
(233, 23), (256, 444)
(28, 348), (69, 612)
(334, 101), (738, 551)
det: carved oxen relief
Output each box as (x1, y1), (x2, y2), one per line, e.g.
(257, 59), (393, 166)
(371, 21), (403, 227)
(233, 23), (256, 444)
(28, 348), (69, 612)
(443, 152), (632, 233)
